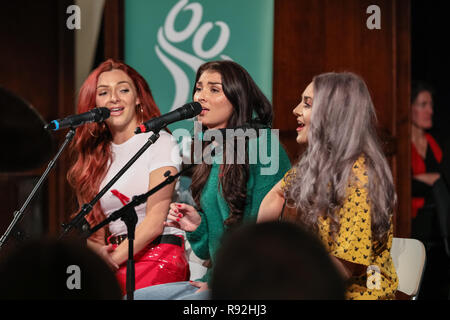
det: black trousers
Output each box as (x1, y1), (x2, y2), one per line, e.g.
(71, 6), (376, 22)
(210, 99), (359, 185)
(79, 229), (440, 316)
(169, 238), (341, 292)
(412, 177), (450, 299)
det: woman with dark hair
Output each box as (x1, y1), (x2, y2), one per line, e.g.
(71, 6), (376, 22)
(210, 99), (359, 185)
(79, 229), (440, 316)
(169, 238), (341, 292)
(410, 81), (447, 235)
(67, 59), (189, 295)
(133, 60), (291, 300)
(258, 72), (399, 299)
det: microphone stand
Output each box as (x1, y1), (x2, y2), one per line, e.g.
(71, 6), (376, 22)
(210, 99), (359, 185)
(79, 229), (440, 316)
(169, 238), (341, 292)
(59, 131), (161, 238)
(0, 128), (76, 251)
(84, 164), (192, 300)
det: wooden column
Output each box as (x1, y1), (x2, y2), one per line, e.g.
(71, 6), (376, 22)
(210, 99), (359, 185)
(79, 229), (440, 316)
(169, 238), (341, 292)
(103, 0), (124, 61)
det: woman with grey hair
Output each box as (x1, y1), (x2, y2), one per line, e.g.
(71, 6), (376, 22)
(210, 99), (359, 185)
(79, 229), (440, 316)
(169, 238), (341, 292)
(258, 72), (399, 300)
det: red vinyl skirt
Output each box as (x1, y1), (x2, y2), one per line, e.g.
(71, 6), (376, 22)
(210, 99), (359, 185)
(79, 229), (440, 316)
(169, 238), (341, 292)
(112, 235), (190, 295)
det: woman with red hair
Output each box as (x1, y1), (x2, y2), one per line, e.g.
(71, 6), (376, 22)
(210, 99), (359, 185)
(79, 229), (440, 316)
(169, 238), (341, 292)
(67, 59), (189, 295)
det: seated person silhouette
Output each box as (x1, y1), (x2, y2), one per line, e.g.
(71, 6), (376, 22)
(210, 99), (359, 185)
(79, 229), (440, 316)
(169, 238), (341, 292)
(0, 237), (122, 299)
(210, 221), (346, 300)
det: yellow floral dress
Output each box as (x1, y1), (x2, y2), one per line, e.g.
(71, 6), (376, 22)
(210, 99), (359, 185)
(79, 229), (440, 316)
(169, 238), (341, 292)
(282, 156), (398, 300)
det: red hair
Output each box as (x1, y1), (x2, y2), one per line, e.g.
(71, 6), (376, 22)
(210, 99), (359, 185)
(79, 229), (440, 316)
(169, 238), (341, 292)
(67, 59), (161, 243)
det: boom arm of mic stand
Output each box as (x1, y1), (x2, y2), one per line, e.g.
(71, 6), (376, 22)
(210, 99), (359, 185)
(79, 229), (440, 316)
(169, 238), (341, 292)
(82, 164), (193, 300)
(84, 164), (193, 238)
(59, 131), (161, 238)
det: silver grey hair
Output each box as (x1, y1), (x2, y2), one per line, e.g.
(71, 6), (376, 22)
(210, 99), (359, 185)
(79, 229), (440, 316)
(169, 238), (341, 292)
(286, 72), (397, 244)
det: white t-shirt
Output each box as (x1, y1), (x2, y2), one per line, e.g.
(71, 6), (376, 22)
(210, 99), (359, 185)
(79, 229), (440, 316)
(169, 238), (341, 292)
(99, 130), (183, 237)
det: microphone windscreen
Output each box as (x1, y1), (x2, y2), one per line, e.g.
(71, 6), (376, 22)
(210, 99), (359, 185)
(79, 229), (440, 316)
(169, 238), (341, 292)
(189, 102), (203, 117)
(94, 107), (111, 121)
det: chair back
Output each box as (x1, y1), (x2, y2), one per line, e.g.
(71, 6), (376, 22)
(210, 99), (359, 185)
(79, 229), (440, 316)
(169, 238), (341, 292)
(391, 237), (426, 299)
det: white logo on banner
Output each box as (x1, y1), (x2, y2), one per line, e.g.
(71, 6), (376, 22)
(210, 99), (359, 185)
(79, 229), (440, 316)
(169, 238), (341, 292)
(155, 0), (232, 111)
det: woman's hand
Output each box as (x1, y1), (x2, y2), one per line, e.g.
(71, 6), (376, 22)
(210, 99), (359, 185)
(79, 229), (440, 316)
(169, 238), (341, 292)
(87, 239), (119, 271)
(414, 172), (441, 186)
(95, 243), (120, 271)
(189, 281), (209, 293)
(165, 202), (202, 232)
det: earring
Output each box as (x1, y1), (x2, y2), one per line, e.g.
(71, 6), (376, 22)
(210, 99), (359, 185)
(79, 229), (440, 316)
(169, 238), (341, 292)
(137, 104), (144, 123)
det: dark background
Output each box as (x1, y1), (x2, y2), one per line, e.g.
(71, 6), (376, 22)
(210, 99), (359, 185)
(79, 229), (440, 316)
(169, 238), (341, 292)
(411, 1), (450, 299)
(412, 0), (450, 146)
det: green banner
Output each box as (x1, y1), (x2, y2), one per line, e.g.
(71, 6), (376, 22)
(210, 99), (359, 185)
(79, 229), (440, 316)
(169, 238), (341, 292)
(125, 0), (274, 133)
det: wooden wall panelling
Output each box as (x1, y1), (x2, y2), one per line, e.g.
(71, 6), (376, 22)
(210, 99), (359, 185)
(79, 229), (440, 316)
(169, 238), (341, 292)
(0, 1), (75, 240)
(103, 0), (124, 61)
(48, 0), (76, 235)
(393, 0), (411, 238)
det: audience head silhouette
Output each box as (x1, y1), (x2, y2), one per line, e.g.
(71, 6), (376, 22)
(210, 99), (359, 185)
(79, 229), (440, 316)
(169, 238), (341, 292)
(0, 237), (122, 299)
(211, 221), (346, 300)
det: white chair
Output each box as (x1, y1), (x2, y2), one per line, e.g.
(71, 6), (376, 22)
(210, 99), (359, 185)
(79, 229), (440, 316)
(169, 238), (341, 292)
(184, 239), (208, 281)
(391, 237), (426, 300)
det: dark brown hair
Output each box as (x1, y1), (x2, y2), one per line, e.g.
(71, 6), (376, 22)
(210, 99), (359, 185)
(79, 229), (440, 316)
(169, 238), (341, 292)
(190, 60), (272, 228)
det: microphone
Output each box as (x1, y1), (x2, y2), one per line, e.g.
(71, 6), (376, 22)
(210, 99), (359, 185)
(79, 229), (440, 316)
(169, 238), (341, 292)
(135, 102), (203, 134)
(44, 107), (110, 131)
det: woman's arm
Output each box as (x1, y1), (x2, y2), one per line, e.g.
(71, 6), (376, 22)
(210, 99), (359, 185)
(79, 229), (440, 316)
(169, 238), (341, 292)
(331, 256), (366, 280)
(257, 179), (286, 223)
(109, 166), (178, 266)
(413, 172), (441, 186)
